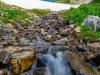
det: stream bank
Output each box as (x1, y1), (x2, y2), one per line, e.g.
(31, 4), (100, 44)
(0, 13), (100, 75)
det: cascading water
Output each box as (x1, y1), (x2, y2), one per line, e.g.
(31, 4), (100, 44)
(45, 46), (73, 75)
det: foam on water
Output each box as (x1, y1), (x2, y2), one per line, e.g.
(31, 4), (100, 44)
(44, 46), (73, 75)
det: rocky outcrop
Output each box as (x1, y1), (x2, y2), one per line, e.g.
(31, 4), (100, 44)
(0, 14), (73, 47)
(65, 51), (96, 75)
(32, 14), (73, 43)
(0, 51), (11, 64)
(20, 68), (45, 75)
(10, 48), (36, 74)
(85, 42), (100, 60)
(82, 15), (100, 31)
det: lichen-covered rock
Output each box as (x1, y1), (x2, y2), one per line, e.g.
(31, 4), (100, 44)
(10, 48), (36, 74)
(82, 15), (100, 31)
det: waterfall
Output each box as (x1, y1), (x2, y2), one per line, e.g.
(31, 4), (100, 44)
(37, 36), (44, 44)
(45, 46), (72, 75)
(48, 46), (52, 53)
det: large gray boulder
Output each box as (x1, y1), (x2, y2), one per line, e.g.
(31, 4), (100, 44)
(82, 15), (100, 31)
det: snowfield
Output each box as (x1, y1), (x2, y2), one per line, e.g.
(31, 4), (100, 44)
(1, 0), (80, 11)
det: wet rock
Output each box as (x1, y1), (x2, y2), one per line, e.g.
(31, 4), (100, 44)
(5, 46), (21, 54)
(47, 46), (69, 54)
(87, 42), (100, 57)
(10, 48), (36, 74)
(20, 70), (34, 75)
(53, 38), (68, 45)
(65, 51), (96, 75)
(0, 69), (8, 75)
(0, 51), (11, 64)
(92, 54), (100, 66)
(33, 68), (45, 75)
(68, 24), (75, 29)
(86, 54), (100, 72)
(82, 15), (100, 31)
(19, 37), (30, 46)
(20, 68), (45, 75)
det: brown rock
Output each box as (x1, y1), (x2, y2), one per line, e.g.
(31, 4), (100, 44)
(10, 48), (36, 74)
(65, 51), (96, 75)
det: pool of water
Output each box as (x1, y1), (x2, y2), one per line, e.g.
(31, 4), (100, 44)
(42, 0), (54, 2)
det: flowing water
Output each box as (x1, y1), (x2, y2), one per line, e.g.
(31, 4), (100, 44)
(44, 46), (73, 75)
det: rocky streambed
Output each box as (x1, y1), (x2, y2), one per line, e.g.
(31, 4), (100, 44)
(0, 14), (100, 75)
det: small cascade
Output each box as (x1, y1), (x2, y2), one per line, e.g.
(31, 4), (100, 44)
(37, 36), (44, 44)
(45, 46), (73, 75)
(48, 46), (52, 53)
(31, 36), (50, 48)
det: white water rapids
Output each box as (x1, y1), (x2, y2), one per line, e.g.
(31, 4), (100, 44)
(44, 46), (73, 75)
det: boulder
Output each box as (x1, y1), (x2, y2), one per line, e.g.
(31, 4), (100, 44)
(0, 69), (7, 75)
(87, 42), (100, 55)
(0, 51), (11, 64)
(19, 37), (30, 46)
(82, 15), (100, 31)
(20, 68), (45, 75)
(92, 55), (100, 66)
(65, 51), (96, 75)
(53, 38), (68, 45)
(10, 48), (36, 74)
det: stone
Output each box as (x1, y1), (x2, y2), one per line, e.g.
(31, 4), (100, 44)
(82, 15), (100, 31)
(92, 55), (100, 66)
(87, 42), (100, 55)
(0, 70), (4, 75)
(10, 48), (36, 74)
(19, 37), (30, 46)
(69, 24), (75, 29)
(0, 69), (7, 75)
(0, 51), (11, 64)
(54, 38), (68, 45)
(65, 51), (96, 75)
(46, 34), (52, 41)
(20, 68), (45, 75)
(74, 27), (80, 33)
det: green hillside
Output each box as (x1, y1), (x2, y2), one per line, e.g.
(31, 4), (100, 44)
(0, 1), (49, 26)
(64, 0), (100, 40)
